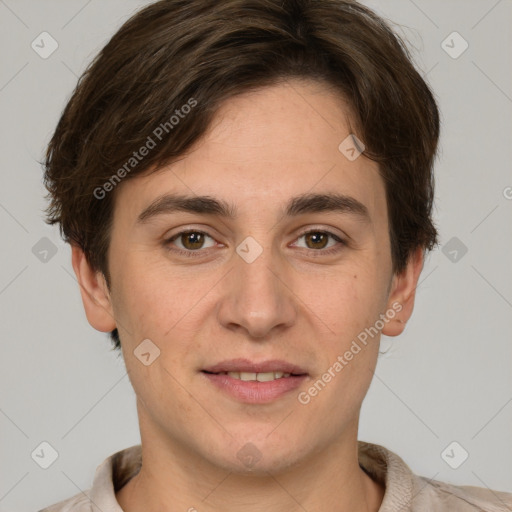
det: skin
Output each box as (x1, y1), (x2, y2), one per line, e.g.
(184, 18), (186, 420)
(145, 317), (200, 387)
(72, 78), (424, 512)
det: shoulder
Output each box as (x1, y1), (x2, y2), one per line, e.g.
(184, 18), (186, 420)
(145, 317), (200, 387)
(411, 474), (512, 511)
(37, 444), (141, 512)
(358, 441), (512, 511)
(38, 491), (92, 512)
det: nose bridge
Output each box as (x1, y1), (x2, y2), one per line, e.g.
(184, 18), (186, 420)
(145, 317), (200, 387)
(217, 239), (296, 338)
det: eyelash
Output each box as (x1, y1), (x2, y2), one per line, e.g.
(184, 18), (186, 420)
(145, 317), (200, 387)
(164, 229), (346, 258)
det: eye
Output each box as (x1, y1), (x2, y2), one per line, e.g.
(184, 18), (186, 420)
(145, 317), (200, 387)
(165, 230), (217, 257)
(292, 229), (345, 255)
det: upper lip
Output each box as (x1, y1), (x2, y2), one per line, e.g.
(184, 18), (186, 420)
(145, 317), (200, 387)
(202, 358), (308, 375)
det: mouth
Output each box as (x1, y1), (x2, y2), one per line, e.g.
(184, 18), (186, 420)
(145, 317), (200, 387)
(204, 371), (296, 382)
(201, 359), (308, 403)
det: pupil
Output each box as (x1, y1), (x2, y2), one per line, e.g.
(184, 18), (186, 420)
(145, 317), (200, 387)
(308, 232), (327, 249)
(184, 232), (203, 249)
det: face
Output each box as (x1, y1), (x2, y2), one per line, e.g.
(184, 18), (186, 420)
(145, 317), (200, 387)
(75, 79), (420, 475)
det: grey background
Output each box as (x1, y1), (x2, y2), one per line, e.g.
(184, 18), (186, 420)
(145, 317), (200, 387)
(0, 1), (511, 511)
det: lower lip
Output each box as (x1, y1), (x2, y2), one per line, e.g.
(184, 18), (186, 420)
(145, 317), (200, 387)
(202, 372), (308, 404)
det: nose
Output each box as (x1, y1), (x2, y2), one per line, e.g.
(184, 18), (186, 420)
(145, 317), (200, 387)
(216, 244), (297, 340)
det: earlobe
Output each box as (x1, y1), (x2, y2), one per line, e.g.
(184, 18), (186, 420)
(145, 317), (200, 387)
(70, 245), (117, 333)
(381, 247), (424, 337)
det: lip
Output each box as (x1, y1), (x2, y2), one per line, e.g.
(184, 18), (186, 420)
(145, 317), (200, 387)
(201, 359), (309, 404)
(202, 358), (308, 375)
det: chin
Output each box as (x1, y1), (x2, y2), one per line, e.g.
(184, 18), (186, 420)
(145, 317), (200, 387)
(206, 431), (310, 476)
(219, 450), (303, 476)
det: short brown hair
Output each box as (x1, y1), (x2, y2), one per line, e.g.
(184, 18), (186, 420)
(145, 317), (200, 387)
(43, 0), (440, 352)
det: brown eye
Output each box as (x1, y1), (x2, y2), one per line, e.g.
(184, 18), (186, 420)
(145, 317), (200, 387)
(180, 232), (206, 250)
(293, 230), (346, 255)
(166, 230), (216, 254)
(304, 232), (329, 250)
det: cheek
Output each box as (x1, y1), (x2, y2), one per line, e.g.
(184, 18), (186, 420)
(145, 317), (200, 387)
(302, 274), (383, 406)
(308, 266), (385, 343)
(110, 254), (198, 341)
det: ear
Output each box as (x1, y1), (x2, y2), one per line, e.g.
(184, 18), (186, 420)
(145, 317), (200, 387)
(381, 246), (424, 337)
(71, 244), (117, 333)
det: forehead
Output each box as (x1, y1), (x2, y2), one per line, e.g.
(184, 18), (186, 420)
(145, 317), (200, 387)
(114, 79), (386, 226)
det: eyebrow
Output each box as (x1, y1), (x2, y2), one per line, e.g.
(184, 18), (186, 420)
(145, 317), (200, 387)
(136, 192), (371, 224)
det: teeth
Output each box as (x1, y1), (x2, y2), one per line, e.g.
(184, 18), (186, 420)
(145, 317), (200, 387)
(240, 372), (257, 381)
(256, 372), (275, 382)
(223, 371), (293, 381)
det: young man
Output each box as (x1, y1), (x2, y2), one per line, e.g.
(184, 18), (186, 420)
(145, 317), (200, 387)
(39, 0), (512, 511)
